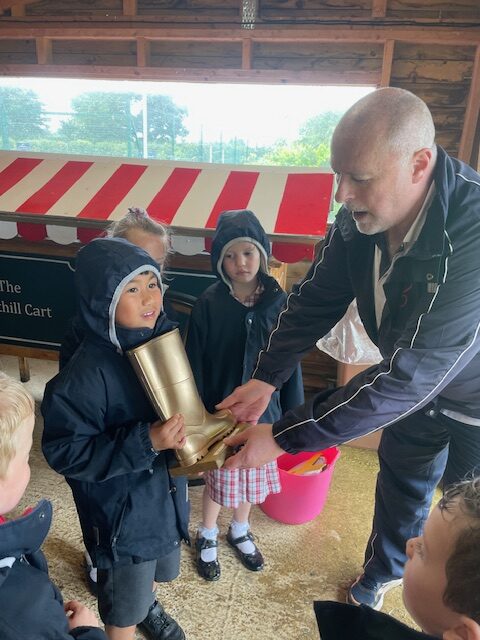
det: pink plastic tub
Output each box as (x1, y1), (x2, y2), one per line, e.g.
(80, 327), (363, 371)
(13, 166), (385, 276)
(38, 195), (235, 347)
(260, 447), (340, 524)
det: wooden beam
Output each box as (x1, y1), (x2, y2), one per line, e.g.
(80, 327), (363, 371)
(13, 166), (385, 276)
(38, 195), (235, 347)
(36, 36), (51, 64)
(0, 63), (380, 86)
(0, 24), (479, 46)
(123, 0), (137, 17)
(458, 45), (480, 165)
(372, 0), (387, 18)
(0, 0), (37, 9)
(379, 39), (394, 87)
(137, 37), (150, 67)
(242, 38), (252, 70)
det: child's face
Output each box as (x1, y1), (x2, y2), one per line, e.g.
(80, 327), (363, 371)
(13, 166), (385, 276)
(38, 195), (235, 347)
(222, 241), (261, 287)
(0, 413), (34, 515)
(115, 271), (162, 330)
(125, 229), (167, 268)
(403, 500), (464, 636)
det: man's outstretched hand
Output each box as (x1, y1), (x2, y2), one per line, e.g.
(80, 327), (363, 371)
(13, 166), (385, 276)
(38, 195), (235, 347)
(222, 423), (285, 469)
(216, 379), (275, 424)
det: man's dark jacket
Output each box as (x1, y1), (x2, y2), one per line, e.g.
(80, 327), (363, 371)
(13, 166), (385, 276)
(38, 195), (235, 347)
(41, 238), (189, 570)
(0, 500), (106, 639)
(250, 147), (480, 452)
(186, 209), (304, 421)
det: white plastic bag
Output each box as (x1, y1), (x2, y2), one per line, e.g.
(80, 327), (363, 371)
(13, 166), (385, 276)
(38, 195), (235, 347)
(316, 299), (381, 365)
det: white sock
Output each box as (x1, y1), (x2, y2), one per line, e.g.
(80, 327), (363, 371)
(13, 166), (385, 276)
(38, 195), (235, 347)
(84, 550), (97, 583)
(198, 525), (218, 563)
(230, 520), (256, 554)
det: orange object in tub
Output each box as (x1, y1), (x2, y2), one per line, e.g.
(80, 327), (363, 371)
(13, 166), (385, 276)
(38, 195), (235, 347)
(260, 447), (340, 524)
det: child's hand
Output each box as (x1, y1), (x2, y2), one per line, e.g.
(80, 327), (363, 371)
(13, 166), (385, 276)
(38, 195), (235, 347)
(64, 600), (99, 629)
(149, 413), (186, 451)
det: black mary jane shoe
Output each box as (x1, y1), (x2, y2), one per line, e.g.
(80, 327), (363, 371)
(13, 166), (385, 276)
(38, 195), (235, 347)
(195, 534), (221, 581)
(226, 528), (264, 572)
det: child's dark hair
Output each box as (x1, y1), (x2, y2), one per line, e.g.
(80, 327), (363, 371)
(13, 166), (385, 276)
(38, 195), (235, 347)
(439, 477), (480, 623)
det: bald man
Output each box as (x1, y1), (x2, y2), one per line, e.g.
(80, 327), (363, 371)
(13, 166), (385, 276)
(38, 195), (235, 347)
(219, 87), (480, 610)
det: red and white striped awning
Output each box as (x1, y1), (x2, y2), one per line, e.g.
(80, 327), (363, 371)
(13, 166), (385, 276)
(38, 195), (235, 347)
(0, 151), (334, 262)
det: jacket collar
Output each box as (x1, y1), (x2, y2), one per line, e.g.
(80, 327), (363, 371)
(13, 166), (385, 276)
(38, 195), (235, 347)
(0, 499), (52, 562)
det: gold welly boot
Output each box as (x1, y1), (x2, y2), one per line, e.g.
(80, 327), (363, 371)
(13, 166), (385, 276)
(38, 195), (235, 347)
(127, 328), (236, 467)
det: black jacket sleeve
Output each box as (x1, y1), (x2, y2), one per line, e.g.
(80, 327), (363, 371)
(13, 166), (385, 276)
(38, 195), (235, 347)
(42, 365), (158, 482)
(273, 187), (480, 453)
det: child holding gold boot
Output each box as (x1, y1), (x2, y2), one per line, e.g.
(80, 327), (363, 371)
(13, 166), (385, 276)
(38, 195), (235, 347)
(186, 209), (304, 581)
(42, 238), (189, 640)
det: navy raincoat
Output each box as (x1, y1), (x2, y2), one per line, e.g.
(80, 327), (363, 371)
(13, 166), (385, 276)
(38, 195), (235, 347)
(42, 238), (189, 570)
(0, 500), (106, 639)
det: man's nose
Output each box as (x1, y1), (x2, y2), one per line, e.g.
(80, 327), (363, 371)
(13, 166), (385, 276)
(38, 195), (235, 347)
(334, 175), (353, 204)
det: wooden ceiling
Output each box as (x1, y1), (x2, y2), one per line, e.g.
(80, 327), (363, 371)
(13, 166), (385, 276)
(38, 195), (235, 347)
(0, 0), (479, 166)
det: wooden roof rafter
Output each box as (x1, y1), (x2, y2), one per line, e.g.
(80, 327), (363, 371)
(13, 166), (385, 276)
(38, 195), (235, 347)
(458, 45), (480, 163)
(0, 24), (479, 45)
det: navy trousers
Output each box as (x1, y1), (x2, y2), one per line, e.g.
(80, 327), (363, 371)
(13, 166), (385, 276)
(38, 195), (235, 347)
(363, 407), (480, 583)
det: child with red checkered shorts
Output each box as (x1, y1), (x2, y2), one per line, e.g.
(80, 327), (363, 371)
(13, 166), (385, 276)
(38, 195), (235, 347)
(186, 209), (304, 581)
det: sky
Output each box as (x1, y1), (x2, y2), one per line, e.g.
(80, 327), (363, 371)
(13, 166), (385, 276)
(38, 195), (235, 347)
(0, 77), (373, 145)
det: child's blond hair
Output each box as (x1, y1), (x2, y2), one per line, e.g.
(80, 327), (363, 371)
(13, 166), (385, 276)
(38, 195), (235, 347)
(106, 207), (171, 270)
(0, 372), (34, 478)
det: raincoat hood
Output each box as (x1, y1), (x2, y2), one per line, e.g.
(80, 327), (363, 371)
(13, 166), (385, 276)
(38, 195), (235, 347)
(210, 209), (271, 288)
(75, 237), (165, 353)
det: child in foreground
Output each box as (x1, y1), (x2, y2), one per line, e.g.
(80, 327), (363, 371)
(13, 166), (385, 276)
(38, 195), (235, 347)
(186, 209), (304, 581)
(42, 238), (189, 640)
(0, 372), (106, 640)
(59, 207), (172, 595)
(314, 477), (480, 639)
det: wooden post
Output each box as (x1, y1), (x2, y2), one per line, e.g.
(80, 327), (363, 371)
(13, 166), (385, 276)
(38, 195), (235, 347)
(379, 39), (395, 87)
(372, 0), (387, 18)
(123, 0), (137, 17)
(458, 45), (480, 166)
(36, 37), (52, 65)
(242, 38), (252, 71)
(137, 37), (150, 68)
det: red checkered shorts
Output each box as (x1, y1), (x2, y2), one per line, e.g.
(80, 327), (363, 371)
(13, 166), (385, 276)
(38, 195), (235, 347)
(204, 461), (281, 508)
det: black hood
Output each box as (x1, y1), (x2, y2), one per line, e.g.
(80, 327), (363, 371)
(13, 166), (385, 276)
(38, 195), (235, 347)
(210, 209), (271, 287)
(75, 237), (164, 352)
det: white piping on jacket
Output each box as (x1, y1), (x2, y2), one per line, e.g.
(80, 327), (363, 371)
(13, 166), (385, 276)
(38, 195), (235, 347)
(275, 226), (480, 443)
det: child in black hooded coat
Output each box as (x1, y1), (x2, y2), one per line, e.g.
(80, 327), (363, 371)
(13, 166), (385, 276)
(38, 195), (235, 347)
(186, 209), (304, 581)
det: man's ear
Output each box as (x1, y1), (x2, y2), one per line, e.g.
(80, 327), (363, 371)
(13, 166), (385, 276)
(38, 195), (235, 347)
(411, 147), (434, 184)
(443, 616), (480, 640)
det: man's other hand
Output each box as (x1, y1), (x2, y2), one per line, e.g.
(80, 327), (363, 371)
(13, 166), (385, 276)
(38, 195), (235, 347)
(223, 423), (284, 469)
(216, 379), (275, 424)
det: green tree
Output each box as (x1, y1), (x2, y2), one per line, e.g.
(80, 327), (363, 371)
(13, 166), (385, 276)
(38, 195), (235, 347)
(0, 87), (48, 148)
(298, 111), (342, 148)
(262, 140), (331, 167)
(144, 94), (187, 144)
(58, 92), (140, 147)
(58, 92), (188, 156)
(261, 111), (342, 168)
